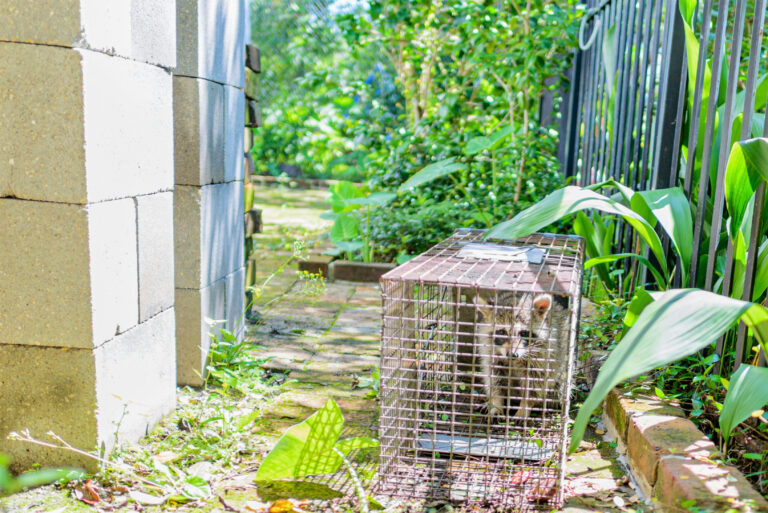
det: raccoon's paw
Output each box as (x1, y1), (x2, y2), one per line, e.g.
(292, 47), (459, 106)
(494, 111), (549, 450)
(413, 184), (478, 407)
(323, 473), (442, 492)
(480, 401), (505, 418)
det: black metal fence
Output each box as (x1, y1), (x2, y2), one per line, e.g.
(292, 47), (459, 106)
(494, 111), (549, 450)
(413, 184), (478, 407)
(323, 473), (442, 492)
(562, 0), (768, 370)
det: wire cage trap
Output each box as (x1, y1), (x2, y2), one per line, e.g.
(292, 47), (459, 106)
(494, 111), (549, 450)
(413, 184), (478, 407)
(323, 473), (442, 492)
(378, 229), (584, 511)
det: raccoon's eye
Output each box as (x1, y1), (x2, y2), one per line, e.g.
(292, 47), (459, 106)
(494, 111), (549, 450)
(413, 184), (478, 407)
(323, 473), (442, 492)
(494, 329), (509, 337)
(518, 330), (532, 339)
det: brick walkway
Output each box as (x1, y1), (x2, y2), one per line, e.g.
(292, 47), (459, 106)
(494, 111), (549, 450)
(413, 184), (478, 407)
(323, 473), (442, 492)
(243, 185), (647, 512)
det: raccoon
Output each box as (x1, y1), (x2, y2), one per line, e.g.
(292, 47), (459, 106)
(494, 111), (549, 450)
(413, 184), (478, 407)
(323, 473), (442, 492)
(475, 291), (570, 418)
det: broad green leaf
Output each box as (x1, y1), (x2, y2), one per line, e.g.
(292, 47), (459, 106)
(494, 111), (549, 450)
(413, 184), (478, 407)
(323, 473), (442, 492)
(724, 138), (768, 238)
(465, 136), (492, 155)
(574, 211), (614, 290)
(753, 239), (768, 301)
(622, 288), (657, 333)
(570, 289), (768, 453)
(334, 240), (364, 252)
(486, 186), (667, 277)
(329, 181), (364, 213)
(720, 365), (768, 447)
(344, 192), (396, 207)
(585, 253), (666, 290)
(487, 124), (515, 148)
(6, 468), (83, 495)
(255, 398), (345, 480)
(333, 437), (379, 453)
(634, 188), (693, 284)
(398, 158), (466, 192)
(330, 214), (360, 243)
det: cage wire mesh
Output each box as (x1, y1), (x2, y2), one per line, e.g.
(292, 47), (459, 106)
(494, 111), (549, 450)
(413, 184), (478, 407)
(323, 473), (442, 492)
(378, 229), (584, 511)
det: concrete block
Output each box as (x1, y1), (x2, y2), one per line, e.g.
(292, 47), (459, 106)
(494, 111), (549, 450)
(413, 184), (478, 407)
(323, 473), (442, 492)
(0, 0), (175, 68)
(0, 199), (93, 348)
(82, 49), (174, 202)
(176, 277), (226, 386)
(226, 267), (245, 339)
(331, 261), (397, 282)
(94, 309), (176, 450)
(0, 43), (87, 203)
(0, 343), (98, 471)
(137, 192), (175, 322)
(174, 76), (225, 185)
(176, 0), (246, 87)
(129, 0), (177, 68)
(0, 310), (175, 471)
(224, 85), (245, 182)
(175, 182), (243, 289)
(87, 198), (139, 345)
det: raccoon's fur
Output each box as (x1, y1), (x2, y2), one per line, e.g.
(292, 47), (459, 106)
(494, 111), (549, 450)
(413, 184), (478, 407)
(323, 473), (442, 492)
(474, 291), (570, 418)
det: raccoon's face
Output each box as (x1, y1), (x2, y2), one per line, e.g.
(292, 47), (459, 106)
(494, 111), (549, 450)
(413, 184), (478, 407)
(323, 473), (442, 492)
(477, 293), (554, 360)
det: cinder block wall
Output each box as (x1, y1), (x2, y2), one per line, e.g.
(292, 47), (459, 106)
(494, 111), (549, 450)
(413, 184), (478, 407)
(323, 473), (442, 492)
(0, 1), (177, 469)
(174, 0), (247, 386)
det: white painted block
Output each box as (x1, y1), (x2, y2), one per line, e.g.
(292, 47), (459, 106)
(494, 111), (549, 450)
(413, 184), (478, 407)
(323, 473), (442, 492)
(224, 86), (245, 182)
(0, 199), (93, 348)
(175, 182), (244, 289)
(176, 277), (226, 386)
(174, 76), (225, 186)
(82, 49), (174, 202)
(176, 0), (246, 87)
(137, 192), (175, 322)
(87, 199), (139, 346)
(95, 309), (176, 450)
(0, 0), (175, 68)
(226, 267), (245, 339)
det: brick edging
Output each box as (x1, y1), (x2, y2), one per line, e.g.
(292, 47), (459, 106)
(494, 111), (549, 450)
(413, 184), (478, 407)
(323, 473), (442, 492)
(602, 388), (768, 512)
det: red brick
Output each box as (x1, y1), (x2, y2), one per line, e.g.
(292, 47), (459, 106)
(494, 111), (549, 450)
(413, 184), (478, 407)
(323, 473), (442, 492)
(654, 456), (768, 512)
(605, 388), (685, 441)
(627, 415), (717, 487)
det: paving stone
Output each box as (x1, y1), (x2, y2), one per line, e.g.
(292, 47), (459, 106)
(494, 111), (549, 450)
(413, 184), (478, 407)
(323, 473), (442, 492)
(626, 414), (717, 488)
(137, 192), (175, 322)
(654, 456), (768, 512)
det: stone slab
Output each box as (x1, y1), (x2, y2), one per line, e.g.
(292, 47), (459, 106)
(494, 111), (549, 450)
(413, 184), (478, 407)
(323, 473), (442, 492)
(0, 0), (175, 68)
(0, 199), (92, 348)
(626, 414), (717, 488)
(87, 199), (139, 345)
(137, 192), (175, 322)
(174, 76), (225, 186)
(224, 85), (245, 182)
(176, 0), (245, 87)
(176, 277), (226, 386)
(298, 257), (332, 278)
(654, 456), (768, 512)
(94, 309), (176, 452)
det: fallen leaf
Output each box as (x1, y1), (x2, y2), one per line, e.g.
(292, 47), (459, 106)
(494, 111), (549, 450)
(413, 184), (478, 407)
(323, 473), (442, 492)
(528, 478), (557, 502)
(269, 499), (294, 513)
(245, 501), (265, 512)
(594, 428), (605, 435)
(154, 451), (181, 463)
(510, 470), (531, 485)
(613, 495), (625, 508)
(129, 490), (167, 506)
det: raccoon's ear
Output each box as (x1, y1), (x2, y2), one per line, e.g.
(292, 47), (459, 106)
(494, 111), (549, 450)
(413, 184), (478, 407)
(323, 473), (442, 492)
(532, 294), (553, 317)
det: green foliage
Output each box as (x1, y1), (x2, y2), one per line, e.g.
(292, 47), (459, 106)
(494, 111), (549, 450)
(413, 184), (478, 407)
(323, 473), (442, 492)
(0, 453), (83, 497)
(570, 289), (768, 453)
(719, 364), (768, 449)
(255, 398), (378, 481)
